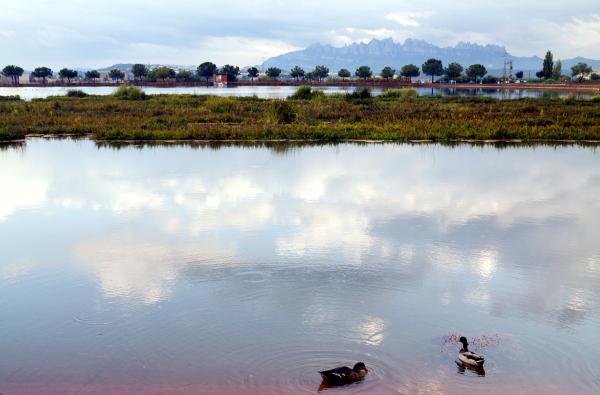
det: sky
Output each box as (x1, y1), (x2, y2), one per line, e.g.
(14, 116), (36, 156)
(1, 0), (599, 69)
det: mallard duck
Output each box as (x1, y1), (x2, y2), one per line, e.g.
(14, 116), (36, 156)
(458, 336), (485, 366)
(319, 362), (368, 386)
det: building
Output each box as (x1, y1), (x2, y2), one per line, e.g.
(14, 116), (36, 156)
(213, 73), (228, 87)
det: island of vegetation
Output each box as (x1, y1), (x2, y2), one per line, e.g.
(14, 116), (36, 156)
(0, 86), (598, 143)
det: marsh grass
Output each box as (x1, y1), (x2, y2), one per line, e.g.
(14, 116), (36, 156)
(113, 85), (147, 100)
(0, 94), (598, 142)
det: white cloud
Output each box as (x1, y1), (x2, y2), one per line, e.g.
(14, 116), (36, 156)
(386, 11), (433, 27)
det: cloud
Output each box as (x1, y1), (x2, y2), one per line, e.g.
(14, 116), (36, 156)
(386, 11), (433, 27)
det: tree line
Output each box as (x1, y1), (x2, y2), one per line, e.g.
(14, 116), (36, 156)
(535, 51), (596, 82)
(2, 55), (597, 85)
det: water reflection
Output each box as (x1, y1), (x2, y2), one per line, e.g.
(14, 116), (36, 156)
(0, 85), (593, 101)
(1, 139), (600, 394)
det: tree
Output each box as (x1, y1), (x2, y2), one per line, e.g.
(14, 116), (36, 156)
(571, 62), (592, 82)
(535, 70), (545, 79)
(515, 71), (524, 80)
(380, 66), (395, 80)
(247, 67), (259, 83)
(85, 70), (100, 82)
(197, 62), (217, 85)
(58, 68), (78, 83)
(176, 70), (194, 82)
(543, 50), (554, 80)
(290, 66), (305, 80)
(305, 71), (316, 81)
(591, 73), (600, 81)
(312, 65), (329, 81)
(355, 65), (372, 80)
(465, 64), (487, 83)
(265, 67), (282, 79)
(149, 66), (176, 81)
(400, 64), (420, 82)
(32, 67), (53, 84)
(444, 62), (463, 80)
(422, 59), (444, 83)
(131, 64), (148, 81)
(109, 69), (125, 82)
(338, 68), (351, 80)
(220, 64), (240, 81)
(552, 59), (562, 80)
(2, 65), (25, 85)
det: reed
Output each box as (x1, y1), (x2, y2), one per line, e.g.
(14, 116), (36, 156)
(0, 94), (598, 142)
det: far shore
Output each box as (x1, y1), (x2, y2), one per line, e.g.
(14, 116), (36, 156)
(1, 80), (599, 93)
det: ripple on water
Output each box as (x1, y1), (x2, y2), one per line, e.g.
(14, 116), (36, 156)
(219, 343), (404, 394)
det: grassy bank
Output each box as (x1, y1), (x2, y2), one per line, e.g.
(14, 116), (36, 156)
(1, 89), (599, 142)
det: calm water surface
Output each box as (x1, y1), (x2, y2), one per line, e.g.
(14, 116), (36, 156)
(0, 85), (592, 101)
(1, 140), (600, 394)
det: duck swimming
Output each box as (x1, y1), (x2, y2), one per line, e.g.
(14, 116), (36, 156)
(458, 336), (485, 367)
(319, 362), (368, 386)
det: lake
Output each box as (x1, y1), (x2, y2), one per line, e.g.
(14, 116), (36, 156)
(0, 85), (593, 101)
(1, 139), (600, 394)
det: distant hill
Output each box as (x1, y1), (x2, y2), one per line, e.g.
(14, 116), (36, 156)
(260, 38), (600, 76)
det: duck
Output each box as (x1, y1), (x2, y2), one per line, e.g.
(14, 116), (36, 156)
(457, 336), (485, 367)
(319, 362), (368, 386)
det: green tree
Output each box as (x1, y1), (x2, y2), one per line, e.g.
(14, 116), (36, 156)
(515, 71), (524, 80)
(552, 59), (562, 80)
(444, 62), (463, 80)
(422, 59), (444, 82)
(337, 68), (351, 80)
(543, 51), (554, 80)
(148, 66), (176, 81)
(131, 64), (148, 81)
(266, 67), (282, 79)
(247, 67), (259, 83)
(2, 65), (25, 84)
(591, 73), (600, 81)
(58, 68), (78, 83)
(32, 67), (53, 84)
(312, 65), (329, 81)
(305, 71), (316, 81)
(220, 64), (240, 81)
(400, 64), (420, 82)
(355, 65), (372, 80)
(197, 62), (217, 85)
(109, 69), (125, 82)
(380, 66), (395, 80)
(176, 70), (194, 82)
(85, 70), (100, 82)
(571, 62), (592, 82)
(290, 66), (305, 80)
(466, 64), (487, 83)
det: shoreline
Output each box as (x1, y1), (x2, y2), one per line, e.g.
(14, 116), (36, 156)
(2, 81), (599, 93)
(3, 134), (600, 146)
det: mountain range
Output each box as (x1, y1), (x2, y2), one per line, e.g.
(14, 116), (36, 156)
(260, 38), (600, 76)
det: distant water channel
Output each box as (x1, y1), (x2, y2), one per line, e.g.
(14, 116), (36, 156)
(0, 85), (592, 101)
(1, 139), (600, 394)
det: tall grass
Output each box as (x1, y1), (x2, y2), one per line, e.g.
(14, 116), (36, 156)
(113, 85), (147, 100)
(0, 94), (598, 142)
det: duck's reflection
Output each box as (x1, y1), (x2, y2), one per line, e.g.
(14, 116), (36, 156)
(456, 360), (486, 377)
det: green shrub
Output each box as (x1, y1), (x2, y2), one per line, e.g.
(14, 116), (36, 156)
(381, 88), (418, 100)
(0, 95), (21, 101)
(113, 85), (147, 100)
(268, 100), (296, 124)
(591, 95), (600, 103)
(289, 85), (313, 100)
(346, 87), (373, 100)
(66, 89), (88, 98)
